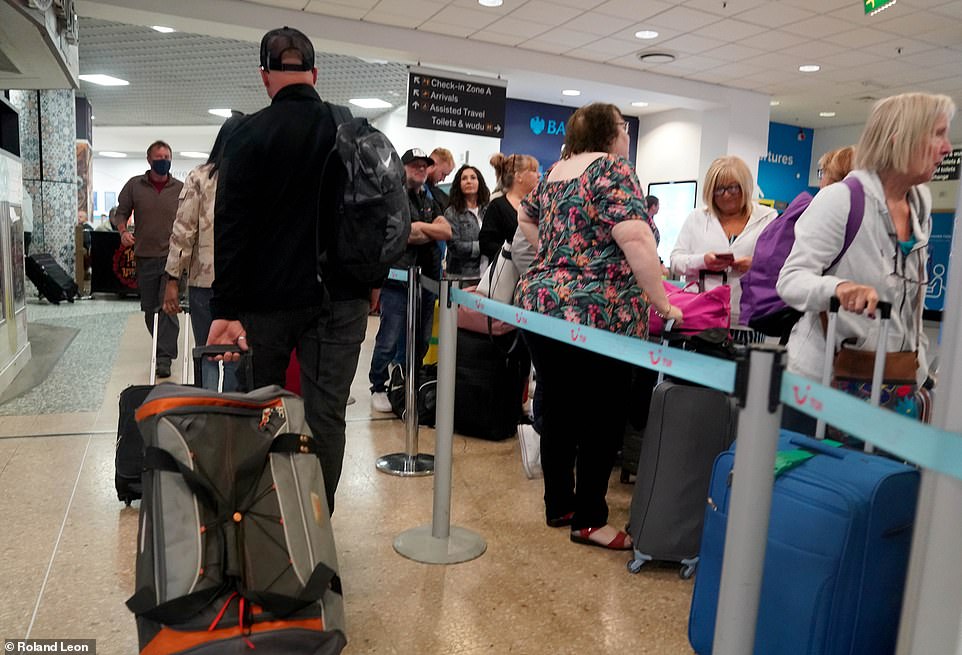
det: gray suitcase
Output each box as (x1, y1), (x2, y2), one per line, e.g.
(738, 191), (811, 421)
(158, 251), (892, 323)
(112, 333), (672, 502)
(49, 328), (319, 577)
(626, 381), (736, 578)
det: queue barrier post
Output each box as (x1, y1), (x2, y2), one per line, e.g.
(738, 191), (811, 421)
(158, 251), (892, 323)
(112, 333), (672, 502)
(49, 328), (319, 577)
(712, 344), (785, 654)
(394, 276), (487, 564)
(376, 264), (434, 477)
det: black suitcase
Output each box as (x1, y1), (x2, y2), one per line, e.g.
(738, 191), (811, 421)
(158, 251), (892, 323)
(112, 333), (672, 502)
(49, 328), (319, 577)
(454, 328), (529, 440)
(626, 381), (736, 578)
(620, 366), (659, 483)
(25, 253), (78, 304)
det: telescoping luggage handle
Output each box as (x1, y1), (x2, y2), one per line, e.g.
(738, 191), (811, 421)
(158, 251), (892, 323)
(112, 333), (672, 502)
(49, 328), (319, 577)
(192, 345), (254, 392)
(815, 296), (893, 452)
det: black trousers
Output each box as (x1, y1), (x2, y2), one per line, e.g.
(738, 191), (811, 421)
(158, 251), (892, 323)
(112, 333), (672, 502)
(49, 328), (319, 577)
(523, 332), (633, 530)
(239, 296), (369, 514)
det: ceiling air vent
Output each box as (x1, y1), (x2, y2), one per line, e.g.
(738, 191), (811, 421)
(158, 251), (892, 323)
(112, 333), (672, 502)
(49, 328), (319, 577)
(855, 95), (879, 103)
(637, 52), (676, 64)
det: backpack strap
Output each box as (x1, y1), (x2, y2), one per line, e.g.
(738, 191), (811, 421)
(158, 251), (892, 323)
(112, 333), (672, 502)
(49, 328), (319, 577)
(829, 176), (865, 270)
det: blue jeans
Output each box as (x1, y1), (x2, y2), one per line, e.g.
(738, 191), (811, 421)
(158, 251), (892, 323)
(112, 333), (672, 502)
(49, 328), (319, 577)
(368, 281), (436, 392)
(238, 296), (369, 514)
(136, 256), (179, 366)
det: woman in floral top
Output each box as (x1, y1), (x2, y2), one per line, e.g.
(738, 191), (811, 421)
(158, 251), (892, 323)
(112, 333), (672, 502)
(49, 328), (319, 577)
(516, 103), (682, 551)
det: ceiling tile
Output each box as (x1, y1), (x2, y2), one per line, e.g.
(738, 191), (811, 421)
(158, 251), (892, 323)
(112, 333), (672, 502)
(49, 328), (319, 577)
(781, 15), (856, 37)
(550, 0), (607, 7)
(364, 0), (445, 22)
(681, 0), (769, 17)
(507, 0), (583, 25)
(564, 48), (616, 62)
(533, 27), (603, 48)
(361, 12), (426, 29)
(898, 46), (962, 66)
(826, 48), (883, 68)
(871, 7), (948, 32)
(704, 42), (769, 62)
(657, 33), (728, 54)
(739, 2), (817, 28)
(470, 31), (524, 46)
(712, 60), (770, 79)
(744, 51), (808, 72)
(827, 4), (876, 24)
(567, 37), (642, 57)
(563, 11), (638, 36)
(610, 24), (681, 42)
(478, 16), (554, 38)
(247, 0), (310, 9)
(593, 0), (674, 20)
(307, 0), (379, 9)
(418, 21), (476, 38)
(820, 27), (896, 48)
(656, 54), (727, 73)
(646, 5), (726, 31)
(736, 29), (808, 51)
(779, 39), (847, 60)
(302, 2), (368, 19)
(778, 0), (852, 13)
(691, 18), (770, 42)
(862, 36), (939, 58)
(521, 40), (570, 55)
(428, 5), (502, 29)
(931, 2), (962, 19)
(916, 24), (962, 47)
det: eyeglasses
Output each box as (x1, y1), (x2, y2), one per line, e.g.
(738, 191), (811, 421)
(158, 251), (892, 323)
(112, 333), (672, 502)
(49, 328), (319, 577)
(713, 184), (742, 197)
(617, 121), (630, 134)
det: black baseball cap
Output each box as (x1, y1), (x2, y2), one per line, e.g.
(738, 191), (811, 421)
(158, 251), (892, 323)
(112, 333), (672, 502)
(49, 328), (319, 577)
(401, 148), (434, 166)
(259, 26), (315, 72)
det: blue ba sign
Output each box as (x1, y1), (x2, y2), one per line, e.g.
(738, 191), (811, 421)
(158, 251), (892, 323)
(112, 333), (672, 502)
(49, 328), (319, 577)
(503, 98), (637, 170)
(757, 122), (814, 207)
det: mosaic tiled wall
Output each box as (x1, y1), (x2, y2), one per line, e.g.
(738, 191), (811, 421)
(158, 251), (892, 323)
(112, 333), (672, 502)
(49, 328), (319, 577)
(9, 90), (77, 271)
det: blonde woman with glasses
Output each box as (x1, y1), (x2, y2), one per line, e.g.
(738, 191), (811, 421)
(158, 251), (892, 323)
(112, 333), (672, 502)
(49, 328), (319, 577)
(670, 156), (777, 326)
(778, 93), (954, 421)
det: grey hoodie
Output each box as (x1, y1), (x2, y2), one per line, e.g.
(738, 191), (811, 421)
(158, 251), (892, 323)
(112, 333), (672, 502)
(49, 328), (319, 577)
(777, 169), (931, 385)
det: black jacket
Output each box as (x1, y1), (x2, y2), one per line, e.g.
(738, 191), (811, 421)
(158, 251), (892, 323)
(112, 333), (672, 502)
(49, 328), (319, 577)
(392, 186), (442, 281)
(211, 84), (347, 319)
(479, 195), (518, 264)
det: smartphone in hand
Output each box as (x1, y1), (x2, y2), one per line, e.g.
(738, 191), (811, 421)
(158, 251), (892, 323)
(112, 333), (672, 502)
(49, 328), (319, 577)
(715, 252), (735, 263)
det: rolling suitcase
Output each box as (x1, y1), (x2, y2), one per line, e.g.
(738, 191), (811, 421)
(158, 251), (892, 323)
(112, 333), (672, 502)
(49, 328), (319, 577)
(453, 328), (529, 440)
(115, 312), (193, 505)
(128, 382), (346, 654)
(625, 379), (736, 578)
(25, 252), (79, 304)
(688, 299), (920, 654)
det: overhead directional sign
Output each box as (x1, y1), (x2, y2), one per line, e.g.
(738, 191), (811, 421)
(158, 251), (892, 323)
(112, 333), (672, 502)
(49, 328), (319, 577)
(407, 67), (506, 139)
(933, 148), (961, 182)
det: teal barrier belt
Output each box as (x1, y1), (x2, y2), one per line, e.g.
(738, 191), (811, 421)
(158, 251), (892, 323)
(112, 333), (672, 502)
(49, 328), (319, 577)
(388, 269), (408, 282)
(386, 268), (439, 294)
(781, 372), (962, 480)
(450, 287), (737, 393)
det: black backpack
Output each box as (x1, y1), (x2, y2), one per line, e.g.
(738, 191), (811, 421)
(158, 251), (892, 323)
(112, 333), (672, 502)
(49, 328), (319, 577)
(320, 104), (410, 286)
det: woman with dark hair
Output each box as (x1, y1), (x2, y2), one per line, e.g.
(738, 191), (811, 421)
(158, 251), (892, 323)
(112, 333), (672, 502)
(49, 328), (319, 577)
(479, 152), (539, 267)
(162, 115), (246, 358)
(516, 102), (682, 551)
(443, 165), (490, 277)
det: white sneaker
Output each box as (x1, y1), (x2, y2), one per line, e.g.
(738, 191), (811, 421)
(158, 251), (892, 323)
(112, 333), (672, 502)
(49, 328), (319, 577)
(371, 391), (393, 413)
(518, 423), (543, 479)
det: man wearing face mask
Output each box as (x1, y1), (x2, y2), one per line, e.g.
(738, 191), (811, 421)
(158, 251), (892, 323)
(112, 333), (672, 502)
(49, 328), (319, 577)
(114, 141), (183, 378)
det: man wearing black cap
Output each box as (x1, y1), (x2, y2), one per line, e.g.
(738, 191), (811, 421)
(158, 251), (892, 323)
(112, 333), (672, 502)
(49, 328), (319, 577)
(208, 26), (371, 513)
(368, 147), (451, 413)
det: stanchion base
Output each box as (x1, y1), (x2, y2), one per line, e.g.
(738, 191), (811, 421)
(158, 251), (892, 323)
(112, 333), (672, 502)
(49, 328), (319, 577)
(375, 453), (435, 477)
(394, 525), (487, 564)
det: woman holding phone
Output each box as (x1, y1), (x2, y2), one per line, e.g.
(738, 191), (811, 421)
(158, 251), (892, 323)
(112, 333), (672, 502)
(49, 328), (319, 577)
(670, 156), (777, 326)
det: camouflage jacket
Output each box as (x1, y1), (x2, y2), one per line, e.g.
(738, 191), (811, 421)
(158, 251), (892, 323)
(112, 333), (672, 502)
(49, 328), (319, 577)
(165, 163), (216, 287)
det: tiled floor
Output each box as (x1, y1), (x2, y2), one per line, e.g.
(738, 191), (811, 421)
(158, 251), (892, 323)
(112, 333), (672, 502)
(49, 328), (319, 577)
(0, 300), (695, 654)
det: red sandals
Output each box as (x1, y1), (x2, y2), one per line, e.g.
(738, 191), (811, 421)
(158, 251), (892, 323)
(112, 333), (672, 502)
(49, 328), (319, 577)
(570, 526), (633, 550)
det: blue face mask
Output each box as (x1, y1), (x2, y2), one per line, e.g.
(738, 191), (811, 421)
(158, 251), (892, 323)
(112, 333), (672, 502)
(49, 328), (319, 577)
(150, 159), (171, 176)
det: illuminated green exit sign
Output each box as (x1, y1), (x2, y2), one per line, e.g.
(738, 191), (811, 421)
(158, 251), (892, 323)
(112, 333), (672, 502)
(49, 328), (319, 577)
(865, 0), (896, 15)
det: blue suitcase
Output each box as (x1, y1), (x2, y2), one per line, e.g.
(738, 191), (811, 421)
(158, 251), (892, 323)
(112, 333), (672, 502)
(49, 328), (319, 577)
(688, 431), (919, 655)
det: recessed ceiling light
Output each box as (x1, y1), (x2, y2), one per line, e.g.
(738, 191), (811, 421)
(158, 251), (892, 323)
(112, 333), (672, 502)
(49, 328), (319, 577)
(634, 30), (659, 40)
(819, 111), (836, 117)
(632, 101), (649, 108)
(478, 0), (502, 6)
(637, 52), (676, 64)
(78, 74), (129, 86)
(151, 26), (176, 33)
(99, 151), (127, 158)
(770, 100), (780, 106)
(349, 98), (393, 109)
(562, 89), (581, 96)
(208, 108), (233, 118)
(180, 151), (209, 159)
(799, 64), (820, 73)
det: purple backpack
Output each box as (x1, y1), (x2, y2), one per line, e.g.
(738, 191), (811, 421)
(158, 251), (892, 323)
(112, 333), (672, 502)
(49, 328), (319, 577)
(740, 177), (865, 339)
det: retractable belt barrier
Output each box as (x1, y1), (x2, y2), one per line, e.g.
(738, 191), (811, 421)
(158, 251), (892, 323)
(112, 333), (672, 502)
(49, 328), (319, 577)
(387, 267), (439, 295)
(447, 283), (962, 482)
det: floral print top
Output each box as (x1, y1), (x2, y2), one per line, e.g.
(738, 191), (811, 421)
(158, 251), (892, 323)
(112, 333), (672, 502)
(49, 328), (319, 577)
(516, 154), (653, 338)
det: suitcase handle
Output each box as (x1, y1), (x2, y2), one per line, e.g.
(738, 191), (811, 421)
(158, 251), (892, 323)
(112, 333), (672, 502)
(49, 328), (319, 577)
(828, 296), (892, 318)
(191, 346), (254, 391)
(788, 434), (846, 459)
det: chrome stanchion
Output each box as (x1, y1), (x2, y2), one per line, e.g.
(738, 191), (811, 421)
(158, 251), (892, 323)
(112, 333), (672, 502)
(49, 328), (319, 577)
(377, 264), (434, 477)
(395, 276), (487, 564)
(713, 344), (785, 655)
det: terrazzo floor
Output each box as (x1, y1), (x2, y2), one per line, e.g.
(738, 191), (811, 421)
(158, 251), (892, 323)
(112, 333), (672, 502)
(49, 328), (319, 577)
(0, 297), (696, 654)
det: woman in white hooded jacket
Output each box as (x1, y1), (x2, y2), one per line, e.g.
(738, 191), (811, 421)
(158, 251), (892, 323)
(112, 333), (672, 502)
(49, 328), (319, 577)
(778, 93), (955, 394)
(671, 156), (776, 326)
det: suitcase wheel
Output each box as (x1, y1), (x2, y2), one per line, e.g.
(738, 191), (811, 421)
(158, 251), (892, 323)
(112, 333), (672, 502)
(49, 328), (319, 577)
(679, 559), (698, 580)
(627, 558), (645, 574)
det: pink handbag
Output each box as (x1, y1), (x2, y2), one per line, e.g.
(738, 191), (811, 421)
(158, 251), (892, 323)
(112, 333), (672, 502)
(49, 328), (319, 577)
(648, 280), (731, 336)
(458, 287), (516, 336)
